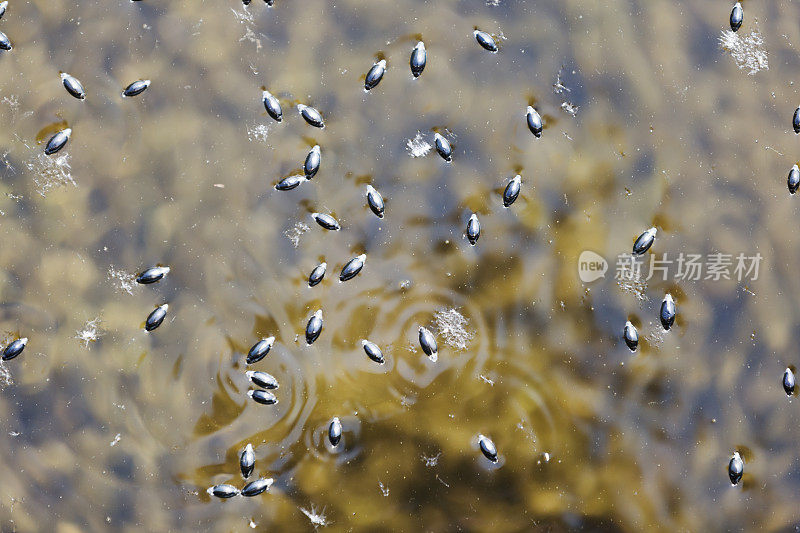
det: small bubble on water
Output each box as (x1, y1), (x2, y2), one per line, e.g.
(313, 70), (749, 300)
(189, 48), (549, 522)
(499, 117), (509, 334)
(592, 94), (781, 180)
(378, 481), (389, 497)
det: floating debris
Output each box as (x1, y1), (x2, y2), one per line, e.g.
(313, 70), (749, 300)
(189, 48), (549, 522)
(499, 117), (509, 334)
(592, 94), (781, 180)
(783, 368), (795, 396)
(434, 308), (473, 351)
(241, 478), (273, 497)
(623, 321), (638, 351)
(136, 266), (170, 284)
(45, 128), (71, 155)
(304, 145), (321, 179)
(526, 106), (542, 138)
(246, 370), (279, 390)
(478, 434), (498, 462)
(122, 79), (150, 97)
(246, 337), (274, 365)
(2, 337), (27, 361)
(364, 59), (386, 91)
(730, 2), (743, 32)
(418, 326), (438, 361)
(262, 89), (282, 122)
(340, 254), (365, 282)
(466, 214), (480, 245)
(632, 227), (657, 255)
(61, 73), (85, 100)
(297, 104), (324, 128)
(728, 451), (744, 485)
(474, 30), (498, 52)
(660, 294), (676, 330)
(410, 42), (426, 78)
(308, 262), (327, 287)
(0, 1), (7, 20)
(247, 389), (278, 405)
(365, 185), (384, 218)
(207, 484), (239, 499)
(719, 29), (768, 75)
(361, 340), (385, 364)
(312, 212), (340, 231)
(433, 132), (452, 162)
(503, 175), (521, 207)
(328, 417), (342, 446)
(788, 165), (799, 194)
(240, 443), (255, 479)
(145, 304), (168, 332)
(406, 131), (432, 157)
(306, 309), (323, 345)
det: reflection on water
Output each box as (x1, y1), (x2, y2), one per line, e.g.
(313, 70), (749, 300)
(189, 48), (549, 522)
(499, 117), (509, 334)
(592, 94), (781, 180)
(1, 0), (800, 530)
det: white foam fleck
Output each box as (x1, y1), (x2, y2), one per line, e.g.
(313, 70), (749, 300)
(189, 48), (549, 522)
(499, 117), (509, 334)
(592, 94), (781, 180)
(107, 266), (137, 295)
(26, 151), (75, 197)
(0, 362), (12, 388)
(719, 29), (768, 75)
(247, 123), (270, 144)
(434, 308), (474, 351)
(300, 505), (329, 528)
(644, 322), (666, 348)
(231, 7), (262, 50)
(284, 222), (310, 248)
(561, 101), (579, 116)
(421, 452), (441, 467)
(75, 317), (103, 348)
(616, 264), (648, 302)
(406, 131), (432, 158)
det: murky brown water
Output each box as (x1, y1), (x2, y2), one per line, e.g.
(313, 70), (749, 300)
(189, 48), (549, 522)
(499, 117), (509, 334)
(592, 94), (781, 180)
(0, 0), (798, 530)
